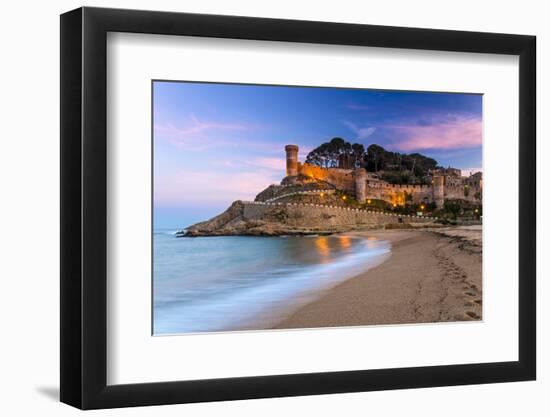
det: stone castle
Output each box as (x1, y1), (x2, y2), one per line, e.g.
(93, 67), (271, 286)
(182, 144), (482, 236)
(283, 144), (482, 208)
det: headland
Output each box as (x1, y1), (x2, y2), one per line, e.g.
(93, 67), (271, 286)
(181, 141), (482, 237)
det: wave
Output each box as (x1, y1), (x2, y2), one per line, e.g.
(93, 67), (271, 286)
(153, 230), (179, 236)
(153, 236), (391, 335)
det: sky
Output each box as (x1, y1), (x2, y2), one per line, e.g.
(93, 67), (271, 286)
(153, 81), (482, 229)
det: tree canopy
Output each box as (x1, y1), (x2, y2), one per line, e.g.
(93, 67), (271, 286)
(363, 145), (438, 174)
(305, 137), (365, 169)
(306, 138), (440, 184)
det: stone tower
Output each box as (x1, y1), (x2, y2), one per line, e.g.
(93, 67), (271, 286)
(354, 168), (367, 203)
(432, 174), (445, 208)
(285, 144), (299, 177)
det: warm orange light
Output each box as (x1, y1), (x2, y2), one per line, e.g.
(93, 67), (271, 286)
(367, 199), (371, 204)
(420, 205), (425, 210)
(320, 192), (324, 197)
(338, 235), (352, 250)
(314, 237), (330, 260)
(342, 195), (347, 200)
(393, 203), (397, 208)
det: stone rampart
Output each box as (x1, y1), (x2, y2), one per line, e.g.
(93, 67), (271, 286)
(365, 183), (433, 205)
(298, 163), (355, 192)
(443, 184), (482, 203)
(264, 189), (335, 203)
(242, 201), (437, 229)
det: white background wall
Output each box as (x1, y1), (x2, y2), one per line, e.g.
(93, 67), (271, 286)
(0, 0), (546, 415)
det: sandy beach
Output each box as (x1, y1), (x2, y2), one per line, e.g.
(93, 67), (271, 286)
(273, 226), (482, 329)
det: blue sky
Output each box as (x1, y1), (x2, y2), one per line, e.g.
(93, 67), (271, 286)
(154, 81), (482, 229)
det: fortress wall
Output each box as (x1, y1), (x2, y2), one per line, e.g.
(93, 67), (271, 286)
(299, 163), (434, 204)
(444, 184), (482, 203)
(299, 164), (355, 192)
(264, 189), (336, 203)
(444, 185), (466, 200)
(410, 189), (433, 204)
(365, 183), (433, 205)
(254, 184), (285, 202)
(295, 160), (481, 207)
(243, 202), (436, 229)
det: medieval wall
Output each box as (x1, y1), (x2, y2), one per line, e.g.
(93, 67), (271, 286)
(242, 201), (437, 229)
(298, 162), (435, 205)
(365, 183), (433, 205)
(443, 184), (482, 203)
(288, 147), (481, 207)
(298, 163), (355, 192)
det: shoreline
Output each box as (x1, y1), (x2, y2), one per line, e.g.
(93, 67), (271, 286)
(271, 227), (482, 329)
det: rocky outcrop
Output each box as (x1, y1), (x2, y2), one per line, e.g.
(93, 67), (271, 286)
(254, 179), (335, 202)
(180, 200), (438, 237)
(182, 201), (333, 237)
(184, 200), (245, 234)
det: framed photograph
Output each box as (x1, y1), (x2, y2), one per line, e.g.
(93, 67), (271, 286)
(60, 7), (536, 409)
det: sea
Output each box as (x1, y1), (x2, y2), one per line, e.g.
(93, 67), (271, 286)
(153, 231), (391, 335)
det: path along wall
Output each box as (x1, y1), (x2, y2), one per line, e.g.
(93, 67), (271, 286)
(242, 201), (437, 229)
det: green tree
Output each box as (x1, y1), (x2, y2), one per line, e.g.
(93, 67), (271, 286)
(306, 137), (364, 168)
(365, 144), (386, 172)
(364, 145), (438, 179)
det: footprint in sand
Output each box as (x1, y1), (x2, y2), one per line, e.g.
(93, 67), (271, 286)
(465, 311), (481, 320)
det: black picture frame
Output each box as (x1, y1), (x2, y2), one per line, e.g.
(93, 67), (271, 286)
(60, 6), (536, 410)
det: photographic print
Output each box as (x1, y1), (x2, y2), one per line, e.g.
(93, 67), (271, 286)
(153, 81), (483, 335)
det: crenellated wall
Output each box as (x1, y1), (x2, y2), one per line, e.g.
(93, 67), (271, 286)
(298, 163), (355, 191)
(364, 182), (434, 205)
(443, 184), (482, 202)
(243, 201), (437, 229)
(285, 145), (482, 208)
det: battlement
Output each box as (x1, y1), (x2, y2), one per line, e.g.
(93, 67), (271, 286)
(283, 144), (482, 208)
(242, 201), (438, 230)
(243, 200), (439, 220)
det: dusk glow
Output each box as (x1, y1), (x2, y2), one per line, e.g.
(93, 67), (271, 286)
(153, 81), (482, 228)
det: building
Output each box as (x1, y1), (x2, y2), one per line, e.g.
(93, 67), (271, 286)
(284, 144), (482, 208)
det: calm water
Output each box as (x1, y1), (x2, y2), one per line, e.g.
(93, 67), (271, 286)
(153, 231), (390, 334)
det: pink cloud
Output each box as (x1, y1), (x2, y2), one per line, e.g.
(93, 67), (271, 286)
(154, 114), (254, 150)
(155, 169), (280, 205)
(388, 116), (482, 152)
(155, 114), (291, 155)
(249, 157), (286, 171)
(211, 147), (312, 174)
(461, 167), (483, 176)
(213, 157), (289, 173)
(342, 120), (376, 140)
